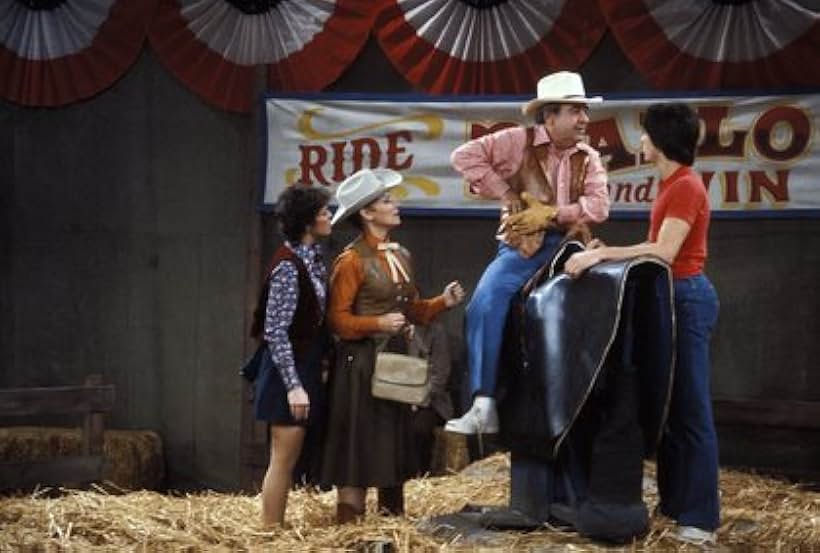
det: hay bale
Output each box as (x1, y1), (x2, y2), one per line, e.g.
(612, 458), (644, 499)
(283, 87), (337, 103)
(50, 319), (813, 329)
(430, 427), (470, 475)
(0, 427), (164, 491)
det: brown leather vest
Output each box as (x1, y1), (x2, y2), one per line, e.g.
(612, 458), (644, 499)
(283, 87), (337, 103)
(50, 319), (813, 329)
(505, 127), (589, 207)
(349, 237), (415, 318)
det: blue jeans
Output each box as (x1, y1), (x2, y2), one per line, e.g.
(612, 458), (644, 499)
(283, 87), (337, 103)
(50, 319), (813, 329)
(465, 234), (562, 396)
(657, 274), (720, 531)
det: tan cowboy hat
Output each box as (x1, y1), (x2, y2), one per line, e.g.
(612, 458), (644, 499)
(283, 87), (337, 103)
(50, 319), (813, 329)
(331, 168), (403, 226)
(521, 71), (603, 117)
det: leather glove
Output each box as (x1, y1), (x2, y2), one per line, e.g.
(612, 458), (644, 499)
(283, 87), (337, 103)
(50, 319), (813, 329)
(505, 192), (558, 235)
(502, 190), (523, 214)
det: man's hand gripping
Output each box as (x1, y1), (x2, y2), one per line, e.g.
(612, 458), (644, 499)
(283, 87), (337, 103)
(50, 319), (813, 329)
(504, 192), (558, 235)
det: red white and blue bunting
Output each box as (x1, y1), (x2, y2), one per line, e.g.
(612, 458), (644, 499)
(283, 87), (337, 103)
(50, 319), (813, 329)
(148, 0), (375, 113)
(0, 0), (154, 106)
(376, 0), (606, 94)
(4, 1), (820, 109)
(600, 0), (820, 89)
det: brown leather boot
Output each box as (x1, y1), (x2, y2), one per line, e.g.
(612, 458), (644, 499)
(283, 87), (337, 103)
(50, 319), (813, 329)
(377, 486), (404, 516)
(336, 502), (363, 524)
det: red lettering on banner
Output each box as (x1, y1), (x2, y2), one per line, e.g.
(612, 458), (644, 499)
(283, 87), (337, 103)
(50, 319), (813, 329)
(298, 145), (329, 185)
(702, 170), (790, 205)
(750, 170), (790, 203)
(701, 171), (715, 191)
(635, 176), (654, 202)
(330, 142), (347, 182)
(609, 176), (654, 203)
(614, 182), (633, 202)
(753, 106), (810, 162)
(723, 171), (740, 203)
(351, 137), (381, 171)
(697, 106), (747, 157)
(297, 131), (416, 185)
(701, 171), (739, 204)
(587, 118), (638, 172)
(604, 170), (793, 207)
(386, 130), (413, 170)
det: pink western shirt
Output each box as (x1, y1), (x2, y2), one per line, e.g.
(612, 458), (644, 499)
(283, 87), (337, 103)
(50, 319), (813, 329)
(450, 125), (609, 225)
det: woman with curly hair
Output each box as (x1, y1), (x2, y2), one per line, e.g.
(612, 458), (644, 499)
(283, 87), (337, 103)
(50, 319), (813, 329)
(250, 185), (332, 526)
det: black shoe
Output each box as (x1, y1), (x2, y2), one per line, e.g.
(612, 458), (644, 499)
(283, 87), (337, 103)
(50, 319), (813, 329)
(548, 502), (578, 529)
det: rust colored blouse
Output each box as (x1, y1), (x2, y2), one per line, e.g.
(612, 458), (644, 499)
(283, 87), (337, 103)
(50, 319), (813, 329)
(328, 231), (447, 340)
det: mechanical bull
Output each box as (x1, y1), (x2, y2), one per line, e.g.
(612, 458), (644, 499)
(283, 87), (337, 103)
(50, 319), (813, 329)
(448, 241), (675, 543)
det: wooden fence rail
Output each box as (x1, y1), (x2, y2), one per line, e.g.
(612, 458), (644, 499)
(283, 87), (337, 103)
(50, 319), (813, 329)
(0, 374), (115, 490)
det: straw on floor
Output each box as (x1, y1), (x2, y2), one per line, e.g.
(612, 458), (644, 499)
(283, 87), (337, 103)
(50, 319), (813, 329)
(1, 453), (818, 551)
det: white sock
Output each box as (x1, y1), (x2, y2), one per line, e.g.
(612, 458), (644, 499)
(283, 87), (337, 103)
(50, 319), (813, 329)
(473, 396), (496, 411)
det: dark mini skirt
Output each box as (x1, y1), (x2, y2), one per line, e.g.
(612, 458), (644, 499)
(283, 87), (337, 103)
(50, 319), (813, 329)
(254, 342), (324, 427)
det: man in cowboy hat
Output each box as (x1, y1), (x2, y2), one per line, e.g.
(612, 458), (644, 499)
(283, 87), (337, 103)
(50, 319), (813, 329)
(446, 71), (610, 435)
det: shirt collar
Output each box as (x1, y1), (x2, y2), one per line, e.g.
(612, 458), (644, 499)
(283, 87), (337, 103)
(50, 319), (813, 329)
(533, 124), (552, 147)
(659, 165), (692, 190)
(286, 240), (321, 263)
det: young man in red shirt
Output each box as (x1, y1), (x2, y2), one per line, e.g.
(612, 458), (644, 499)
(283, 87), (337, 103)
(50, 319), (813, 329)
(566, 103), (720, 546)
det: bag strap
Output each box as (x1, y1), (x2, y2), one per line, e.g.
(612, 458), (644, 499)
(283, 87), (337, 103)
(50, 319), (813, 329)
(373, 325), (431, 359)
(409, 326), (431, 358)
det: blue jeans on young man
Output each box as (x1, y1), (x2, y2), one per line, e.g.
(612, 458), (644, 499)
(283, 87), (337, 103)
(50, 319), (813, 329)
(465, 233), (563, 397)
(657, 273), (720, 531)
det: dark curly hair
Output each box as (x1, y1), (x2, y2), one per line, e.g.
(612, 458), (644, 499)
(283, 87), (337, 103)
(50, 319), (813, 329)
(274, 186), (331, 243)
(643, 103), (700, 166)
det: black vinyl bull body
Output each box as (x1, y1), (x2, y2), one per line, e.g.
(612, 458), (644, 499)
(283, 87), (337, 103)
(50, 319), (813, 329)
(494, 241), (676, 540)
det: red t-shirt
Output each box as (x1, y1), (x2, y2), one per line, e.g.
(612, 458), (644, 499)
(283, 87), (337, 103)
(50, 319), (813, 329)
(649, 166), (710, 278)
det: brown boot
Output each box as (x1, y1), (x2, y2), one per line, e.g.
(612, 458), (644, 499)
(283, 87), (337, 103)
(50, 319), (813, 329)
(336, 502), (363, 524)
(377, 486), (404, 516)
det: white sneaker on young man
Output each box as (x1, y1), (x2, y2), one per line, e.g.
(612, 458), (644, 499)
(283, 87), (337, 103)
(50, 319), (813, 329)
(444, 396), (499, 435)
(674, 525), (717, 546)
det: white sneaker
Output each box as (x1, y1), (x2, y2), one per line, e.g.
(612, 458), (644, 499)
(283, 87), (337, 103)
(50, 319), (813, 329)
(444, 398), (499, 435)
(674, 525), (717, 546)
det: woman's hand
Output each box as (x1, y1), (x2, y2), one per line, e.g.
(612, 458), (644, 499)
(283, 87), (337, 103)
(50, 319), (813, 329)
(587, 237), (606, 249)
(287, 387), (310, 421)
(564, 250), (603, 279)
(443, 281), (465, 307)
(378, 312), (407, 334)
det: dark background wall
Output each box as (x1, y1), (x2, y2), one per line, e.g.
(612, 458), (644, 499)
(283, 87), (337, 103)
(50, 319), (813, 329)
(2, 33), (818, 490)
(0, 50), (258, 490)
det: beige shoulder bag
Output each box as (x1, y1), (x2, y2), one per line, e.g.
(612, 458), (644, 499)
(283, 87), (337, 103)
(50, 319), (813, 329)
(371, 331), (431, 406)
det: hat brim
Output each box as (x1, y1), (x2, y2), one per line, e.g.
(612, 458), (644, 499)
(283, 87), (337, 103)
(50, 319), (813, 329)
(330, 173), (403, 227)
(522, 96), (603, 117)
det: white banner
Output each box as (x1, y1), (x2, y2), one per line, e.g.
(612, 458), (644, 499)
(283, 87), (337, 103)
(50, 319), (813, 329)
(264, 94), (820, 217)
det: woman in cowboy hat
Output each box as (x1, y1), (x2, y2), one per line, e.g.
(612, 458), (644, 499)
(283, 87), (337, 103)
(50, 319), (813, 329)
(321, 168), (465, 523)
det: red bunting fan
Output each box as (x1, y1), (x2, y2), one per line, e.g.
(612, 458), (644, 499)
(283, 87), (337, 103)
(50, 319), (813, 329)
(376, 0), (607, 94)
(599, 0), (820, 90)
(0, 0), (154, 107)
(149, 0), (376, 113)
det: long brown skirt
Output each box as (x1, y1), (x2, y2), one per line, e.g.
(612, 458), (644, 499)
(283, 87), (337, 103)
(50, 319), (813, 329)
(320, 338), (418, 488)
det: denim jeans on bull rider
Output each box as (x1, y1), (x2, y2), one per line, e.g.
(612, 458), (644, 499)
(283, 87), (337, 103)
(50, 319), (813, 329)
(465, 232), (562, 397)
(657, 273), (721, 531)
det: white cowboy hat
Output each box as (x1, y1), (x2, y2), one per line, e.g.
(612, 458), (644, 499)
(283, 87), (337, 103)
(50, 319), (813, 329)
(331, 168), (403, 226)
(521, 71), (602, 117)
